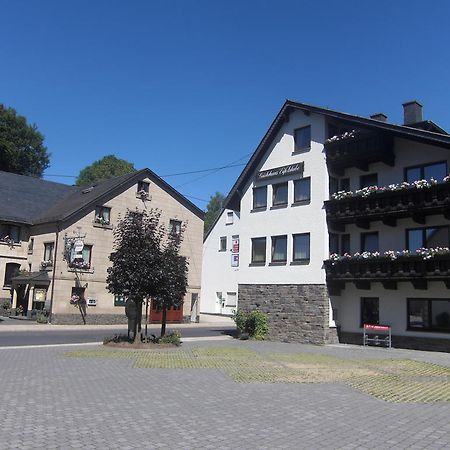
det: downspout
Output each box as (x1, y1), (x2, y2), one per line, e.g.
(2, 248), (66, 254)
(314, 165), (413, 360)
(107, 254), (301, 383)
(48, 222), (60, 324)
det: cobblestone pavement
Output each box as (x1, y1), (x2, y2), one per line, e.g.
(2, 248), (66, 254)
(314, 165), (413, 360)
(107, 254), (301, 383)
(1, 341), (450, 449)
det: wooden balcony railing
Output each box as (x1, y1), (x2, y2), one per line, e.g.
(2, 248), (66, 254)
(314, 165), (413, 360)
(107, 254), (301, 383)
(325, 131), (394, 175)
(324, 254), (450, 294)
(325, 182), (450, 230)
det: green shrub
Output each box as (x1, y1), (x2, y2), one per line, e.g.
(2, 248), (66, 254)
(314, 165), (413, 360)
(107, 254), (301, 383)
(36, 313), (48, 324)
(158, 330), (181, 346)
(1, 299), (11, 310)
(103, 334), (131, 344)
(232, 309), (248, 333)
(232, 309), (269, 340)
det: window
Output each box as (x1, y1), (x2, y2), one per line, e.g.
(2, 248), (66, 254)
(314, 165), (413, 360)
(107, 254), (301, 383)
(329, 233), (339, 255)
(408, 299), (450, 332)
(169, 219), (182, 235)
(407, 226), (449, 252)
(405, 161), (447, 183)
(70, 244), (92, 269)
(293, 178), (311, 204)
(4, 263), (20, 287)
(28, 238), (34, 254)
(226, 292), (237, 307)
(294, 126), (311, 152)
(114, 295), (127, 307)
(0, 224), (20, 243)
(340, 178), (350, 192)
(329, 177), (339, 196)
(360, 173), (378, 189)
(137, 181), (150, 194)
(94, 206), (111, 225)
(293, 233), (310, 262)
(361, 297), (379, 326)
(226, 211), (234, 225)
(361, 232), (378, 252)
(43, 242), (54, 262)
(219, 236), (227, 252)
(253, 186), (267, 210)
(341, 234), (351, 255)
(251, 237), (266, 264)
(271, 235), (287, 263)
(272, 182), (288, 207)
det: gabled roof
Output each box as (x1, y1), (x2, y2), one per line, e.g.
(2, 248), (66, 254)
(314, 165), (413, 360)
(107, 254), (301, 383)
(34, 168), (204, 224)
(0, 171), (77, 224)
(225, 99), (450, 210)
(0, 168), (204, 226)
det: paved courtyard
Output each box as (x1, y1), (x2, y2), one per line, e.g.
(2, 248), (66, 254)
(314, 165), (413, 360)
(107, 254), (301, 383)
(1, 340), (450, 449)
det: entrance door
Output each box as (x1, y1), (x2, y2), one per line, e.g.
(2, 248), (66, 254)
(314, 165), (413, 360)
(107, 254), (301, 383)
(190, 293), (199, 322)
(149, 300), (183, 323)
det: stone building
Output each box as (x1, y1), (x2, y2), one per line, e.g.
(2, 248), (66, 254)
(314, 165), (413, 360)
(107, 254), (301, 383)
(0, 169), (203, 324)
(203, 99), (450, 351)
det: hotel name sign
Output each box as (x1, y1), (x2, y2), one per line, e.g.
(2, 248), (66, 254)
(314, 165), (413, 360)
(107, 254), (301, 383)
(256, 162), (304, 181)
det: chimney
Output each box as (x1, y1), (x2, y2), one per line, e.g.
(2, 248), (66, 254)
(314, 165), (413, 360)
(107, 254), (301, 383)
(370, 113), (387, 122)
(403, 100), (423, 125)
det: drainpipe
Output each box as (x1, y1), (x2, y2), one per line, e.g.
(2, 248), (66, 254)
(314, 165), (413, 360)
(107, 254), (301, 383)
(48, 223), (60, 324)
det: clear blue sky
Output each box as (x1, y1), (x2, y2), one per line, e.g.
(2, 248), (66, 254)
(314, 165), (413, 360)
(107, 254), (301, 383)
(2, 0), (450, 209)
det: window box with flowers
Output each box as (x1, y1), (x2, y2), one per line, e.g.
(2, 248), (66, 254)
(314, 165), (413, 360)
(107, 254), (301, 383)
(93, 206), (113, 229)
(40, 260), (53, 270)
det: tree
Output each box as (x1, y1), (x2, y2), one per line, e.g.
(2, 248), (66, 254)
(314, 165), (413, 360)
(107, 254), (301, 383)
(153, 226), (189, 337)
(204, 192), (225, 236)
(106, 209), (189, 341)
(106, 209), (165, 342)
(76, 155), (136, 186)
(0, 104), (50, 177)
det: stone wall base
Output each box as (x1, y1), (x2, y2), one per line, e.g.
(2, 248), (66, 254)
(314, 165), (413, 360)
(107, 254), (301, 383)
(339, 331), (450, 353)
(51, 314), (127, 325)
(238, 284), (332, 345)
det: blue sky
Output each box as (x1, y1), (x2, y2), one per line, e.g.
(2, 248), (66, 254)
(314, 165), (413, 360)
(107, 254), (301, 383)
(2, 0), (450, 208)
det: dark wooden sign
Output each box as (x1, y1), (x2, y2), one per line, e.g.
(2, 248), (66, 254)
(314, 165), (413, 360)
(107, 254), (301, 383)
(256, 162), (304, 181)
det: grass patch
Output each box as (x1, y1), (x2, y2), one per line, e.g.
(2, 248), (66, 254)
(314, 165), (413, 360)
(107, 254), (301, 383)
(65, 346), (450, 403)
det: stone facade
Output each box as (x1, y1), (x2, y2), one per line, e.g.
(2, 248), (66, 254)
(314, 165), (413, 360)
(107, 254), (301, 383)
(338, 331), (450, 353)
(51, 313), (127, 325)
(238, 283), (337, 344)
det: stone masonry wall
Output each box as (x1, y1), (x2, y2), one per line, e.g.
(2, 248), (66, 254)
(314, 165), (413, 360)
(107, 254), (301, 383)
(51, 314), (127, 325)
(238, 284), (336, 345)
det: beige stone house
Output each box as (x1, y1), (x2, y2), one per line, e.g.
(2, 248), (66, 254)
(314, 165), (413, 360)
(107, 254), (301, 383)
(0, 169), (203, 324)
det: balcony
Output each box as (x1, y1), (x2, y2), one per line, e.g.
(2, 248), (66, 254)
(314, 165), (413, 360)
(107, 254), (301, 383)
(325, 253), (450, 295)
(325, 130), (394, 176)
(325, 182), (450, 230)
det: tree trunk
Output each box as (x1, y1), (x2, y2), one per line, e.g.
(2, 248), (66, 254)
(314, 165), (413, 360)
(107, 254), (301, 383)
(134, 301), (142, 343)
(161, 304), (167, 337)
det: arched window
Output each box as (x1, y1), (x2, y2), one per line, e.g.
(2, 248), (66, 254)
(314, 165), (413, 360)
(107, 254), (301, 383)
(4, 263), (20, 287)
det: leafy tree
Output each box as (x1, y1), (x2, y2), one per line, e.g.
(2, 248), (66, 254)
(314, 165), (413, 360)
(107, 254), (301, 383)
(153, 225), (189, 337)
(76, 155), (136, 186)
(204, 192), (225, 236)
(107, 209), (189, 341)
(106, 209), (165, 342)
(0, 104), (50, 177)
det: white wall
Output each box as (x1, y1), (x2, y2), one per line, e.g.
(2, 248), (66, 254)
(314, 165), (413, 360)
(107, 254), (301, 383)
(201, 209), (239, 314)
(334, 282), (450, 339)
(238, 110), (329, 285)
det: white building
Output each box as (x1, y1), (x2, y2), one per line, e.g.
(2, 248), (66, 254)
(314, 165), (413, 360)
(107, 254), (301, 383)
(201, 209), (239, 315)
(204, 99), (450, 351)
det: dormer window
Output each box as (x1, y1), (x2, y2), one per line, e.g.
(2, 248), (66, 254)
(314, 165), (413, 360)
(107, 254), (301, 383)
(0, 224), (20, 244)
(137, 181), (150, 199)
(169, 219), (182, 235)
(94, 206), (111, 226)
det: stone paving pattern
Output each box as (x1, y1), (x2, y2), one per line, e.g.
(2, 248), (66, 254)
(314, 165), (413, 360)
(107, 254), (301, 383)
(1, 340), (450, 449)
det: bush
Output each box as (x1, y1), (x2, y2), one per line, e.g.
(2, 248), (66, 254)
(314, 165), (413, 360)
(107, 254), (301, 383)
(232, 309), (269, 340)
(36, 312), (49, 324)
(158, 330), (181, 346)
(1, 299), (11, 310)
(103, 334), (131, 344)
